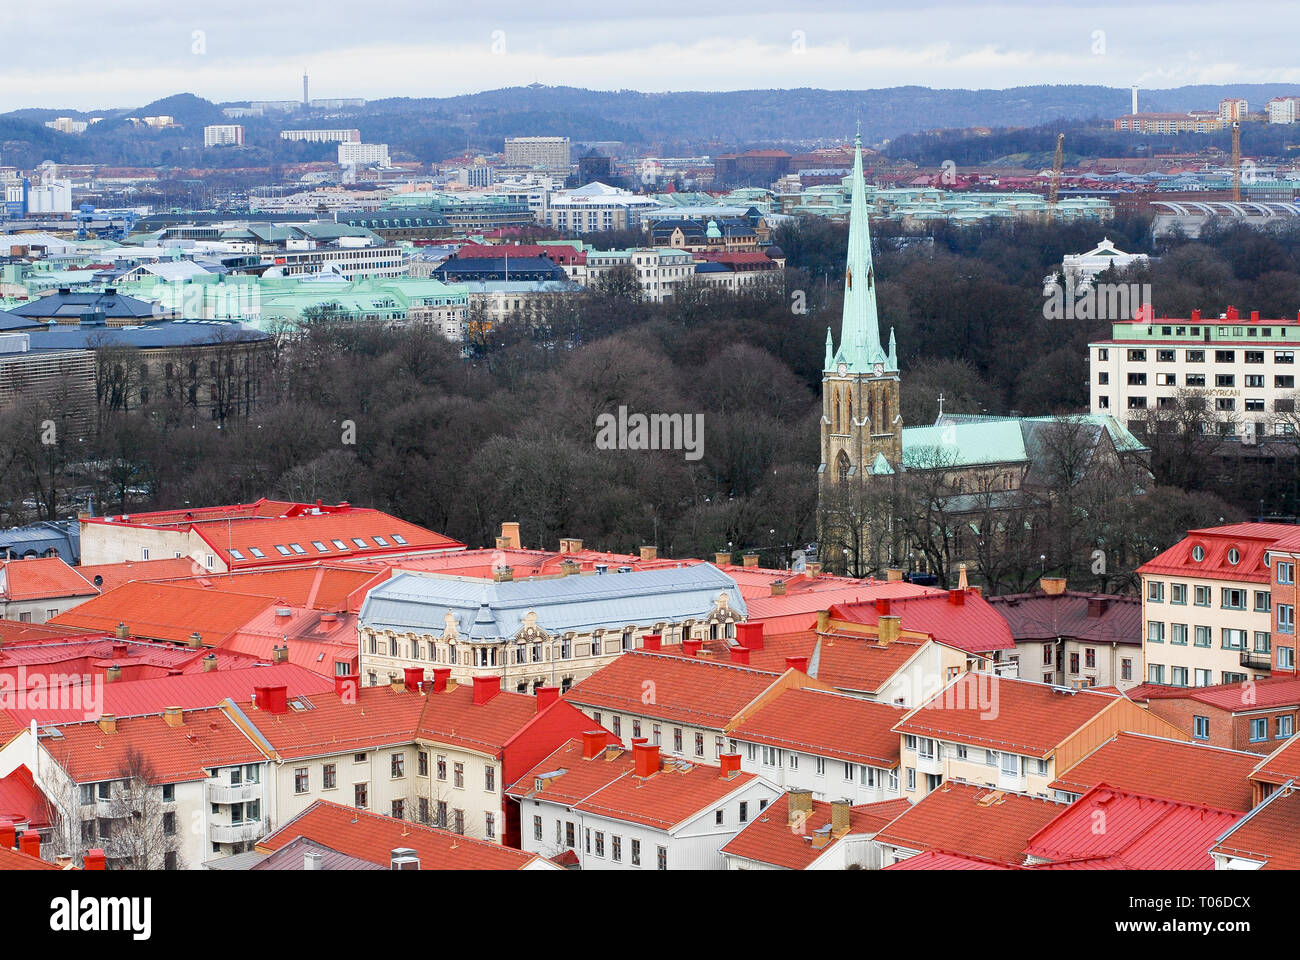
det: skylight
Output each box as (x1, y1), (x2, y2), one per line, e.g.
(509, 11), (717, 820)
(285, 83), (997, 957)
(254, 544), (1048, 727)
(289, 543), (307, 554)
(229, 549), (245, 560)
(312, 540), (329, 552)
(249, 547), (266, 558)
(274, 544), (292, 556)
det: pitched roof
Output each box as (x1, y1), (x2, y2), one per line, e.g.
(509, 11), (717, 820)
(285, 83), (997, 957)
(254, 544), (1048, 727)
(1209, 784), (1300, 870)
(883, 849), (1017, 869)
(49, 581), (276, 644)
(829, 590), (1016, 654)
(0, 766), (53, 829)
(654, 629), (819, 674)
(1024, 784), (1242, 869)
(250, 835), (384, 871)
(0, 846), (63, 870)
(1142, 675), (1300, 712)
(895, 674), (1127, 758)
(0, 619), (97, 644)
(1137, 522), (1295, 584)
(76, 558), (202, 592)
(810, 631), (934, 695)
(257, 800), (547, 870)
(987, 590), (1140, 647)
(728, 687), (904, 768)
(508, 737), (761, 832)
(1050, 732), (1259, 811)
(720, 794), (911, 869)
(872, 781), (1066, 865)
(0, 557), (96, 601)
(1250, 733), (1300, 787)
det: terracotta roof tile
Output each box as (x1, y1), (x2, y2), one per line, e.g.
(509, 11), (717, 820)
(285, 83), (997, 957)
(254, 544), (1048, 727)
(829, 590), (1016, 654)
(729, 688), (904, 768)
(1209, 784), (1300, 869)
(1250, 733), (1300, 787)
(0, 766), (53, 828)
(49, 582), (277, 644)
(0, 557), (96, 601)
(721, 794), (911, 869)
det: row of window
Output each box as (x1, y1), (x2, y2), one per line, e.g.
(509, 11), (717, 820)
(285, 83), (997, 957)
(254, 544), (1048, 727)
(290, 753), (496, 796)
(1192, 713), (1294, 742)
(1102, 348), (1296, 363)
(1108, 372), (1295, 388)
(546, 818), (663, 867)
(228, 533), (407, 561)
(1147, 581), (1267, 608)
(902, 736), (1047, 777)
(1146, 623), (1282, 654)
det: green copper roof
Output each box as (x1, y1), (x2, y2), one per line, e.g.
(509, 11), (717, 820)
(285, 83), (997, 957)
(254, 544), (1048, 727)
(902, 420), (1029, 469)
(826, 134), (897, 375)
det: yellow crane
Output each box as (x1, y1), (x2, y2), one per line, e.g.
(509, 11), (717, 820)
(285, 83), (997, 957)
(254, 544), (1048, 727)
(1049, 132), (1065, 207)
(1232, 121), (1242, 202)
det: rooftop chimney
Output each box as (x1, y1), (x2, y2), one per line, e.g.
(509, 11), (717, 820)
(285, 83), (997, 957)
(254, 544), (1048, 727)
(948, 588), (966, 606)
(535, 686), (559, 711)
(105, 665), (121, 683)
(730, 646), (750, 665)
(304, 850), (321, 871)
(472, 675), (501, 705)
(559, 537), (583, 554)
(500, 521), (521, 550)
(806, 562), (823, 577)
(162, 706), (183, 728)
(877, 615), (901, 646)
(18, 832), (40, 860)
(335, 674), (358, 701)
(735, 621), (764, 651)
(254, 684), (288, 714)
(719, 753), (742, 779)
(493, 566), (514, 583)
(886, 568), (904, 582)
(1191, 308), (1201, 322)
(0, 819), (14, 850)
(785, 655), (809, 674)
(403, 667), (425, 692)
(188, 631), (203, 648)
(272, 643), (289, 664)
(816, 610), (830, 633)
(430, 668), (451, 693)
(114, 622), (129, 640)
(390, 847), (420, 870)
(640, 545), (658, 562)
(771, 580), (787, 597)
(1087, 596), (1110, 618)
(581, 730), (607, 759)
(788, 789), (813, 826)
(83, 848), (107, 871)
(742, 553), (759, 568)
(560, 559), (581, 576)
(714, 552), (732, 566)
(1040, 577), (1067, 596)
(641, 634), (662, 652)
(683, 638), (702, 657)
(203, 653), (218, 673)
(830, 799), (852, 836)
(877, 597), (891, 615)
(633, 742), (661, 778)
(98, 715), (116, 735)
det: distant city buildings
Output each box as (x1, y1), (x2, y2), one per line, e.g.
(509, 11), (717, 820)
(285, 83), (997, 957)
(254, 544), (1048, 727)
(503, 136), (571, 173)
(337, 142), (391, 167)
(280, 129), (361, 143)
(204, 124), (245, 147)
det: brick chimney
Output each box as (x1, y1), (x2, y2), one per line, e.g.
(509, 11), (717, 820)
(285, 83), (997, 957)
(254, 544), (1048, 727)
(255, 685), (288, 714)
(535, 686), (559, 711)
(639, 545), (657, 562)
(886, 568), (904, 582)
(948, 588), (966, 606)
(114, 622), (129, 640)
(0, 819), (14, 849)
(559, 537), (583, 554)
(831, 799), (852, 836)
(163, 706), (183, 728)
(730, 646), (750, 665)
(877, 615), (901, 646)
(430, 668), (451, 693)
(1088, 596), (1110, 618)
(719, 753), (741, 779)
(272, 643), (289, 664)
(18, 832), (40, 860)
(1040, 577), (1067, 596)
(97, 715), (116, 735)
(806, 562), (823, 577)
(785, 655), (809, 674)
(105, 665), (121, 683)
(581, 730), (607, 759)
(472, 675), (501, 705)
(560, 559), (581, 576)
(742, 553), (759, 568)
(735, 621), (764, 651)
(770, 580), (787, 597)
(787, 789), (813, 826)
(188, 631), (203, 648)
(816, 610), (830, 633)
(633, 742), (661, 778)
(500, 522), (521, 549)
(403, 667), (425, 692)
(714, 552), (731, 566)
(83, 848), (107, 870)
(683, 638), (701, 657)
(641, 634), (662, 651)
(203, 653), (218, 673)
(878, 597), (891, 615)
(493, 565), (514, 583)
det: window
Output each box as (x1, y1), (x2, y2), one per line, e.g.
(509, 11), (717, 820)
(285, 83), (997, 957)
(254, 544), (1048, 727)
(391, 754), (404, 778)
(1222, 588), (1246, 610)
(294, 767), (309, 794)
(1195, 669), (1212, 687)
(739, 801), (749, 823)
(1279, 716), (1295, 739)
(1042, 644), (1053, 664)
(353, 753), (366, 763)
(533, 815), (543, 841)
(1148, 581), (1164, 602)
(1185, 373), (1206, 387)
(1171, 583), (1187, 605)
(1171, 666), (1188, 687)
(1278, 562), (1295, 585)
(1215, 350), (1235, 363)
(565, 822), (575, 848)
(1250, 718), (1268, 742)
(1148, 664), (1165, 684)
(322, 764), (336, 789)
(657, 846), (668, 870)
(417, 752), (428, 777)
(1279, 604), (1295, 635)
(1222, 628), (1247, 650)
(1277, 375), (1296, 389)
(453, 809), (464, 835)
(453, 762), (464, 788)
(906, 768), (916, 791)
(1127, 349), (1147, 362)
(1127, 372), (1147, 386)
(1194, 585), (1210, 606)
(354, 783), (368, 809)
(1147, 621), (1164, 643)
(1000, 752), (1020, 777)
(1245, 351), (1265, 364)
(612, 835), (622, 862)
(1193, 716), (1210, 740)
(1255, 591), (1271, 613)
(673, 728), (683, 753)
(631, 839), (641, 866)
(1121, 658), (1132, 681)
(391, 799), (405, 820)
(1070, 652), (1080, 674)
(695, 733), (705, 757)
(1171, 623), (1188, 646)
(485, 813), (495, 839)
(1280, 646), (1296, 670)
(484, 766), (495, 792)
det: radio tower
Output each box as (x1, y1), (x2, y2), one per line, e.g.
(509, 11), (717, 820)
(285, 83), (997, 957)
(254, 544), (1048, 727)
(302, 69), (309, 106)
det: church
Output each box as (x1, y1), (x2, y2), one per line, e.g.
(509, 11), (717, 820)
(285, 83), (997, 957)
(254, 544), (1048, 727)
(817, 133), (1148, 579)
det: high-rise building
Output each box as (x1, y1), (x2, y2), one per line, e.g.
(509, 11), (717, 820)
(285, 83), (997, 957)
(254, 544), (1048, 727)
(503, 137), (571, 171)
(204, 124), (245, 147)
(338, 142), (390, 167)
(280, 129), (361, 143)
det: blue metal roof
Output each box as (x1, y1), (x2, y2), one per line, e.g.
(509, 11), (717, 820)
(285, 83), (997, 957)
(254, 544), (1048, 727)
(360, 564), (745, 639)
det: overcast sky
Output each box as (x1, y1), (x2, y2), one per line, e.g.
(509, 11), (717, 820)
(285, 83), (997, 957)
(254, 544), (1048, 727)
(3, 1), (1298, 112)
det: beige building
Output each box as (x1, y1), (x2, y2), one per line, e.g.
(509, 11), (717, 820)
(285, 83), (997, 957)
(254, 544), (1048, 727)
(1140, 523), (1283, 687)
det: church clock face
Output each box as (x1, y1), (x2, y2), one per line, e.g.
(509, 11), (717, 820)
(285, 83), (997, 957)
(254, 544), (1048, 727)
(837, 362), (848, 376)
(873, 362), (884, 376)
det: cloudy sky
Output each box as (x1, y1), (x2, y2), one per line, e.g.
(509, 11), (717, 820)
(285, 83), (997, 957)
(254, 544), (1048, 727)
(3, 1), (1297, 112)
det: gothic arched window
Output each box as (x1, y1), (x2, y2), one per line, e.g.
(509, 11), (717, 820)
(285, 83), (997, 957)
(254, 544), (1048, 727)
(832, 389), (841, 433)
(836, 451), (852, 483)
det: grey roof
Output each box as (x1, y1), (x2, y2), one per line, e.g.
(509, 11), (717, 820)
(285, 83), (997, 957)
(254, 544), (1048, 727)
(0, 521), (79, 562)
(251, 836), (385, 871)
(360, 564), (745, 640)
(10, 290), (158, 319)
(203, 849), (270, 870)
(25, 319), (269, 352)
(0, 309), (42, 331)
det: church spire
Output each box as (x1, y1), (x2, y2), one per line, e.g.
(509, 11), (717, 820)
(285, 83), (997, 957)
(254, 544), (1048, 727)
(828, 130), (893, 374)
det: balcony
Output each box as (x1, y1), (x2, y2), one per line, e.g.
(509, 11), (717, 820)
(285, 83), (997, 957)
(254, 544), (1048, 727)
(209, 820), (265, 845)
(206, 780), (262, 804)
(915, 752), (943, 777)
(1240, 650), (1273, 671)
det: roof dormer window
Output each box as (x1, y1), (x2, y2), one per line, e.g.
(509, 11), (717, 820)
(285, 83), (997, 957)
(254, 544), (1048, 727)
(1227, 548), (1241, 565)
(1191, 545), (1205, 562)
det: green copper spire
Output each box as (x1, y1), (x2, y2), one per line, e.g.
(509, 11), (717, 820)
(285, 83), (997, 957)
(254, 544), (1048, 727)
(828, 131), (894, 374)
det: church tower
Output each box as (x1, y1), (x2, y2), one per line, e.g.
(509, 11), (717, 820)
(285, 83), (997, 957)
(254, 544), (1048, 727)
(819, 130), (902, 490)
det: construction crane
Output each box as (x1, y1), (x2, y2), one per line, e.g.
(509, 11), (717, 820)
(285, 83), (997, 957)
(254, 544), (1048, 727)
(1048, 132), (1065, 207)
(1232, 121), (1242, 202)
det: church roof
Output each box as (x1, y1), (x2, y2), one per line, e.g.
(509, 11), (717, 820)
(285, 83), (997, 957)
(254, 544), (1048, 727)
(902, 420), (1029, 469)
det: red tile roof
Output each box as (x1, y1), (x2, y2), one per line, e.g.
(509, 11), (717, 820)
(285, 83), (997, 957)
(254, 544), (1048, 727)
(728, 688), (904, 768)
(1141, 675), (1300, 712)
(720, 794), (911, 869)
(987, 591), (1140, 647)
(0, 557), (96, 601)
(655, 630), (819, 674)
(0, 620), (97, 644)
(0, 766), (53, 829)
(0, 845), (62, 870)
(1050, 732), (1259, 811)
(895, 674), (1127, 757)
(812, 632), (933, 695)
(882, 849), (1015, 870)
(1137, 523), (1295, 584)
(1209, 785), (1300, 870)
(77, 558), (202, 592)
(49, 582), (277, 644)
(829, 590), (1016, 654)
(873, 781), (1066, 865)
(1024, 784), (1242, 869)
(508, 737), (762, 831)
(170, 565), (387, 612)
(258, 799), (547, 870)
(1250, 733), (1300, 787)
(38, 707), (266, 784)
(563, 650), (789, 730)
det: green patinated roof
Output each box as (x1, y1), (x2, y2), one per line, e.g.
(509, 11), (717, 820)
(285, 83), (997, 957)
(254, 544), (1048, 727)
(901, 420), (1029, 469)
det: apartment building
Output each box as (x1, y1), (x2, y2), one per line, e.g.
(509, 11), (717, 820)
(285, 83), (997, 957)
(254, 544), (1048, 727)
(337, 142), (390, 167)
(507, 734), (781, 870)
(1267, 97), (1300, 124)
(1138, 523), (1289, 686)
(1264, 528), (1300, 673)
(203, 125), (245, 147)
(503, 136), (571, 171)
(584, 247), (695, 302)
(546, 181), (661, 234)
(357, 564), (746, 693)
(280, 129), (360, 143)
(891, 672), (1185, 803)
(1090, 305), (1300, 441)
